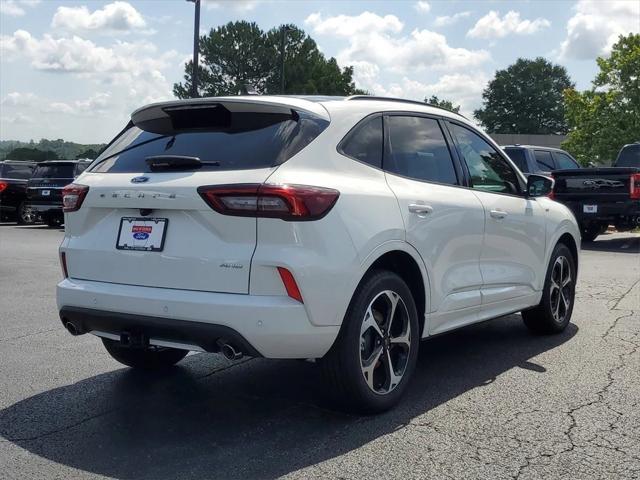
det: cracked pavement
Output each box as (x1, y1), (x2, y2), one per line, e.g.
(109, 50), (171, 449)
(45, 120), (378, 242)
(0, 224), (638, 480)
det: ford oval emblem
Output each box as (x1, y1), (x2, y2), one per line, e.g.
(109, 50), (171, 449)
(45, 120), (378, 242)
(131, 176), (149, 184)
(133, 232), (149, 240)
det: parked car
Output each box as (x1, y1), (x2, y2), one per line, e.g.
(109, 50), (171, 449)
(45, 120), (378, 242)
(503, 145), (581, 175)
(0, 160), (37, 224)
(552, 142), (640, 242)
(57, 96), (580, 413)
(25, 160), (91, 227)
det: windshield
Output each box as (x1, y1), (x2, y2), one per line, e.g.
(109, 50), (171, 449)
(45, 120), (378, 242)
(32, 164), (75, 179)
(90, 110), (329, 173)
(615, 144), (640, 167)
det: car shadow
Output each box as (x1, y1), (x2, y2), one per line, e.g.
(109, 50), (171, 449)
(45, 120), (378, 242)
(581, 233), (639, 254)
(0, 315), (577, 480)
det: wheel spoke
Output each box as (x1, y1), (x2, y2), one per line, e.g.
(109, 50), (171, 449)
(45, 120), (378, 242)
(361, 346), (383, 391)
(383, 291), (400, 331)
(561, 290), (571, 310)
(361, 306), (383, 339)
(390, 329), (410, 348)
(382, 349), (402, 392)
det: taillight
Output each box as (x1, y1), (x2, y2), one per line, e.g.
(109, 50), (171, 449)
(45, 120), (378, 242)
(60, 251), (68, 278)
(62, 183), (89, 212)
(630, 173), (640, 200)
(277, 267), (303, 303)
(0, 182), (8, 193)
(198, 184), (340, 221)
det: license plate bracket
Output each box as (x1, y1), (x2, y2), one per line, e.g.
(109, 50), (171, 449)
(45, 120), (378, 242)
(583, 204), (598, 214)
(116, 217), (168, 252)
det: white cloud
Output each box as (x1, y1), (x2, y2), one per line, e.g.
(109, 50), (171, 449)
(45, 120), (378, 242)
(414, 1), (430, 14)
(559, 0), (640, 60)
(203, 0), (260, 12)
(305, 11), (490, 76)
(0, 0), (40, 17)
(434, 11), (471, 27)
(364, 73), (489, 117)
(467, 11), (550, 39)
(42, 93), (112, 115)
(51, 1), (147, 34)
(1, 92), (37, 106)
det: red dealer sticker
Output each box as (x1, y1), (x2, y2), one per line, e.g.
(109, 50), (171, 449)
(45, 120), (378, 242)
(132, 225), (153, 234)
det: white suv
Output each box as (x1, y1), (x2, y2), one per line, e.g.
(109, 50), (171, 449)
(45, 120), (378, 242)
(57, 96), (580, 412)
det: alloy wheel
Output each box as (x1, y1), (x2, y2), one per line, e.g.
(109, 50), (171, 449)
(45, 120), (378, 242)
(359, 290), (411, 395)
(549, 255), (572, 322)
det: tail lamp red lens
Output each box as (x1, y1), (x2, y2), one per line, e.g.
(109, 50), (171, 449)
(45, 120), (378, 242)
(60, 251), (69, 278)
(277, 267), (303, 303)
(62, 183), (89, 212)
(197, 184), (339, 221)
(0, 182), (8, 193)
(630, 173), (640, 200)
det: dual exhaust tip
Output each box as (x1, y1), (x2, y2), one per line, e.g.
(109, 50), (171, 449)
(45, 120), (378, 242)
(64, 320), (244, 360)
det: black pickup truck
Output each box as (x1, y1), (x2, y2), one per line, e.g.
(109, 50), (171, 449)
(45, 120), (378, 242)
(552, 143), (640, 242)
(0, 160), (37, 224)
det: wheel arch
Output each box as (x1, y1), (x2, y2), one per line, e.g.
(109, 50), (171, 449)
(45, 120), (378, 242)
(557, 231), (579, 275)
(349, 243), (431, 337)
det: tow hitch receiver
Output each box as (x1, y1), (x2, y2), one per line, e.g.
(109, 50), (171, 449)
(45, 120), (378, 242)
(120, 331), (148, 348)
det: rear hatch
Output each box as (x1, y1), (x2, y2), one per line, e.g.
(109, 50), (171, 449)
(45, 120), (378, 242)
(553, 167), (636, 202)
(64, 99), (329, 294)
(27, 162), (76, 205)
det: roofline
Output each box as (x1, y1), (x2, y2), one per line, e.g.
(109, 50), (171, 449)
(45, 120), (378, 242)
(345, 95), (468, 120)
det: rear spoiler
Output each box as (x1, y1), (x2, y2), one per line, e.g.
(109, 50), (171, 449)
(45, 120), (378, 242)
(131, 97), (329, 134)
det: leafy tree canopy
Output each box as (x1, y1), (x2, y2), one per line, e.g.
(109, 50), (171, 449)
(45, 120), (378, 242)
(5, 147), (59, 161)
(474, 57), (574, 134)
(562, 34), (640, 165)
(76, 148), (100, 160)
(425, 95), (461, 113)
(174, 21), (365, 98)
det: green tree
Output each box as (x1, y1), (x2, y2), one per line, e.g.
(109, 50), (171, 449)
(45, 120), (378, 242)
(75, 148), (100, 160)
(562, 34), (640, 165)
(174, 21), (364, 98)
(425, 95), (460, 113)
(5, 148), (59, 161)
(474, 58), (574, 134)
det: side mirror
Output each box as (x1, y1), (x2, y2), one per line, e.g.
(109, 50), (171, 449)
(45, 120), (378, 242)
(526, 174), (554, 198)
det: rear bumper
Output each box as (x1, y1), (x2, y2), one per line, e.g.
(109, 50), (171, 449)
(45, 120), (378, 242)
(26, 202), (62, 215)
(559, 200), (640, 225)
(56, 278), (339, 359)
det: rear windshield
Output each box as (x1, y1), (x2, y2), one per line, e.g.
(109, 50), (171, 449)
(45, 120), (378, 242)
(1, 163), (34, 179)
(504, 148), (528, 172)
(32, 164), (75, 179)
(615, 144), (640, 167)
(90, 110), (329, 173)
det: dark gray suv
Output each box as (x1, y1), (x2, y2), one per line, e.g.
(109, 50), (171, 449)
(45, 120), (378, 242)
(503, 145), (580, 175)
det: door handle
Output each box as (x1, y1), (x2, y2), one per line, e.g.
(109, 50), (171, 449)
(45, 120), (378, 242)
(490, 209), (508, 219)
(408, 204), (433, 215)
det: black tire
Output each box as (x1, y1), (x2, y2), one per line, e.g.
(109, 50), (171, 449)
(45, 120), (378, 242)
(581, 224), (601, 242)
(44, 215), (62, 228)
(17, 202), (37, 225)
(522, 243), (576, 334)
(102, 338), (188, 369)
(319, 270), (420, 414)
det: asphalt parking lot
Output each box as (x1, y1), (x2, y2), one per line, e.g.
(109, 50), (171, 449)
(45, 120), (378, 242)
(0, 224), (638, 480)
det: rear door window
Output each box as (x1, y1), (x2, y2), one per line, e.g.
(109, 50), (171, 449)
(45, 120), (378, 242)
(1, 163), (34, 179)
(553, 152), (579, 169)
(32, 164), (75, 179)
(90, 110), (328, 173)
(385, 116), (458, 185)
(534, 150), (555, 171)
(504, 148), (528, 172)
(339, 116), (383, 168)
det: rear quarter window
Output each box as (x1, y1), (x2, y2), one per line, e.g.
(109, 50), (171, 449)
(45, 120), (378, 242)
(1, 163), (34, 179)
(90, 111), (328, 173)
(504, 148), (528, 172)
(338, 116), (383, 168)
(615, 144), (640, 167)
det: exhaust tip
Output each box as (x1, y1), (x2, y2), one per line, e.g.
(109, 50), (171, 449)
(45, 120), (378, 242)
(220, 343), (243, 360)
(65, 321), (80, 336)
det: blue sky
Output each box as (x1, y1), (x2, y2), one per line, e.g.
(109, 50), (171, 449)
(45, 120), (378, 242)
(1, 0), (638, 143)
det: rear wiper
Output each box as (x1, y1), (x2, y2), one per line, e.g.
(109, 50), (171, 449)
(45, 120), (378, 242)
(145, 155), (220, 171)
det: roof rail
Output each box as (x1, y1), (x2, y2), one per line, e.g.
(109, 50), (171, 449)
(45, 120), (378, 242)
(345, 95), (467, 119)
